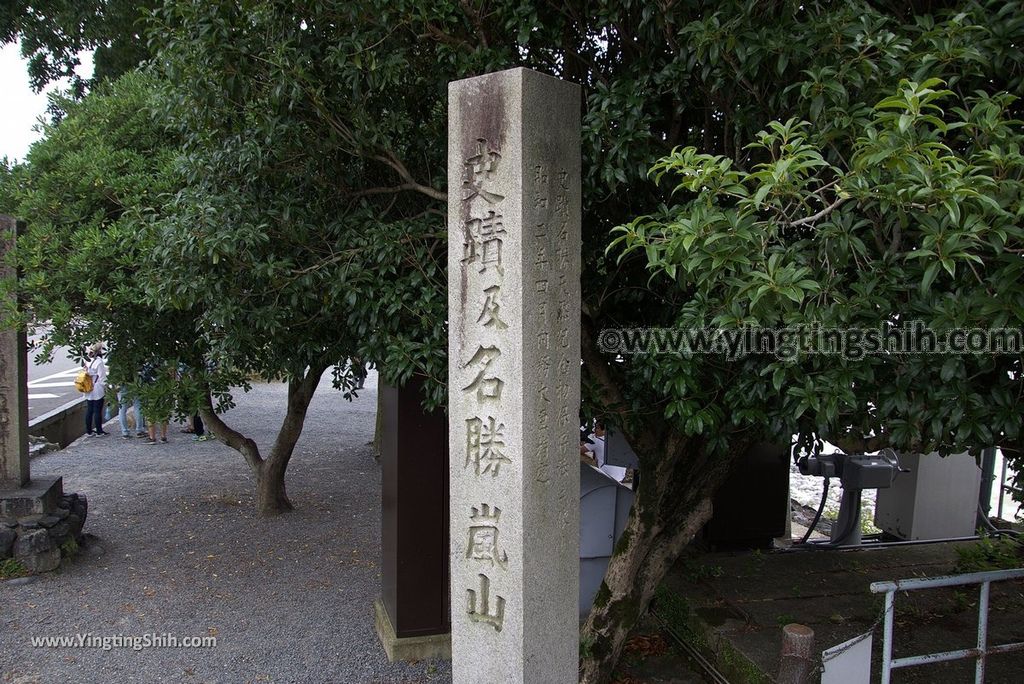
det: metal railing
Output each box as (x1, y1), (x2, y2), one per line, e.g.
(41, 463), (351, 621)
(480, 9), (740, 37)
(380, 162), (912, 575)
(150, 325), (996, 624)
(870, 568), (1024, 684)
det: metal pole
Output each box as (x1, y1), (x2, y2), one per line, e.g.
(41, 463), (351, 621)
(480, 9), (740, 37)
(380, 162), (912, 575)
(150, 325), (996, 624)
(881, 589), (895, 684)
(979, 447), (997, 519)
(976, 581), (990, 684)
(998, 454), (1008, 520)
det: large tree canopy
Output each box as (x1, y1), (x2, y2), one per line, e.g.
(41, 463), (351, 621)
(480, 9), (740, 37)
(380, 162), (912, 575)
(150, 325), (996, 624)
(0, 0), (156, 94)
(3, 0), (1022, 681)
(0, 70), (190, 370)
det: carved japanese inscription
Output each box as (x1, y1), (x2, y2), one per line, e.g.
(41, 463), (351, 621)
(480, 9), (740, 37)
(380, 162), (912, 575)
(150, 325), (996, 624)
(449, 68), (580, 684)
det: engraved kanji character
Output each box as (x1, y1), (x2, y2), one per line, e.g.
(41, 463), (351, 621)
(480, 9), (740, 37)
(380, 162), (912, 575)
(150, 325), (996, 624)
(536, 299), (548, 324)
(535, 244), (549, 269)
(557, 327), (570, 349)
(557, 245), (570, 269)
(465, 416), (511, 477)
(477, 284), (508, 330)
(462, 211), (506, 275)
(467, 504), (508, 569)
(534, 442), (551, 484)
(462, 345), (504, 400)
(558, 169), (569, 190)
(463, 138), (505, 204)
(467, 573), (505, 631)
(555, 193), (569, 218)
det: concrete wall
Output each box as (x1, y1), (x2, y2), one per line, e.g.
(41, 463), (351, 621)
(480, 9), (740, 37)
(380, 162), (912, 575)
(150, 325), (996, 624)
(28, 397), (87, 449)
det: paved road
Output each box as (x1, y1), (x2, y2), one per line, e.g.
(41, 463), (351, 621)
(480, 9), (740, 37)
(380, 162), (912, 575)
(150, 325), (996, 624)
(27, 333), (82, 419)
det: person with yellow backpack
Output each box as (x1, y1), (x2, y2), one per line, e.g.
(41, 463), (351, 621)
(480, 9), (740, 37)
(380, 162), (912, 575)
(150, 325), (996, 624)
(82, 342), (109, 437)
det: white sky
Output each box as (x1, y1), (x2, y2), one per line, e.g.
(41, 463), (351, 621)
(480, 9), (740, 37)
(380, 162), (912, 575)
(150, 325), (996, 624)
(0, 41), (94, 163)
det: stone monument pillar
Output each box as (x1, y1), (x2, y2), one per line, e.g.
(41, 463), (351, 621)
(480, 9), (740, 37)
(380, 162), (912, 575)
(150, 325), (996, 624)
(0, 215), (85, 574)
(0, 215), (29, 491)
(448, 68), (581, 683)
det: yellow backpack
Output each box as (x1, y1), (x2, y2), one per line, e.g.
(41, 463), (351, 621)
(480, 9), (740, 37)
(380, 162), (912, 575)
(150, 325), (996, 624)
(74, 370), (94, 394)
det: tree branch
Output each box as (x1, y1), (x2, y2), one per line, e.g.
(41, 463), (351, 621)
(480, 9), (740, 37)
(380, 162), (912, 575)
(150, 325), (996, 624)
(371, 152), (448, 202)
(345, 183), (426, 199)
(458, 0), (489, 48)
(787, 197), (846, 228)
(268, 362), (330, 464)
(200, 392), (263, 474)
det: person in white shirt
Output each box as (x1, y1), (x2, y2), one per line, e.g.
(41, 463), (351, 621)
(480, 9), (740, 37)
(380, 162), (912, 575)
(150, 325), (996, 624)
(84, 342), (109, 436)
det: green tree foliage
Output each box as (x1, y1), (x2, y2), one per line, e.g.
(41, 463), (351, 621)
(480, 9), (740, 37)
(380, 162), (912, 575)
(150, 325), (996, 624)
(148, 1), (457, 408)
(0, 70), (242, 439)
(616, 86), (1023, 458)
(4, 1), (1023, 681)
(1, 0), (156, 94)
(0, 70), (193, 373)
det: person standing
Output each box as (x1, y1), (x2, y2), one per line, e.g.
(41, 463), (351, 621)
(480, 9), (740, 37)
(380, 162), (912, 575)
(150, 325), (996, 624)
(139, 359), (170, 445)
(84, 343), (109, 437)
(117, 385), (147, 439)
(191, 412), (211, 442)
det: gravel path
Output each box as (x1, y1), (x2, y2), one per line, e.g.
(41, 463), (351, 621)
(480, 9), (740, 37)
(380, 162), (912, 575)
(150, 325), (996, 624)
(1, 370), (452, 684)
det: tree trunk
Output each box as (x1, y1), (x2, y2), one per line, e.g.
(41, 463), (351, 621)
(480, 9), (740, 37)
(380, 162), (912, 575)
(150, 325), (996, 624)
(256, 460), (293, 514)
(579, 461), (716, 683)
(578, 321), (751, 682)
(201, 361), (329, 517)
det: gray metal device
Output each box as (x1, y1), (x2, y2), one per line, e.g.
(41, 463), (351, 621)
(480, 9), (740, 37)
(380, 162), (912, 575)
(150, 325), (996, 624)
(797, 450), (904, 545)
(603, 427), (640, 469)
(579, 463), (634, 619)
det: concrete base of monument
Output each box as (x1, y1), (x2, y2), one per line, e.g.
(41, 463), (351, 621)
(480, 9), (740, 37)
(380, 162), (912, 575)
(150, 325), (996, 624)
(373, 599), (451, 663)
(1, 482), (87, 576)
(0, 475), (64, 518)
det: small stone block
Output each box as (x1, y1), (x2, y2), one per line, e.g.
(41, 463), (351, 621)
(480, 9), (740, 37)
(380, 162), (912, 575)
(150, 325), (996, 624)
(71, 494), (87, 520)
(49, 521), (71, 545)
(66, 513), (83, 538)
(17, 515), (43, 529)
(0, 526), (14, 559)
(19, 548), (60, 574)
(374, 599), (451, 663)
(13, 528), (53, 560)
(0, 476), (64, 518)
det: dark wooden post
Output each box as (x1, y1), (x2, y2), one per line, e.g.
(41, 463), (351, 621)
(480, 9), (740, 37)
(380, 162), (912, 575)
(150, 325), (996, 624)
(374, 374), (451, 660)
